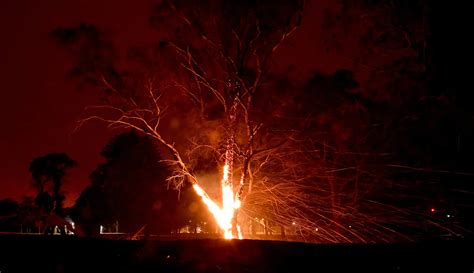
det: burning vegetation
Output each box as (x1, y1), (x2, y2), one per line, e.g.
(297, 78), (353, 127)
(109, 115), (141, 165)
(46, 0), (473, 242)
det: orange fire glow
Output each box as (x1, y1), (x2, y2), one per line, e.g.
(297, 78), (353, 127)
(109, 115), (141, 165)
(192, 164), (242, 239)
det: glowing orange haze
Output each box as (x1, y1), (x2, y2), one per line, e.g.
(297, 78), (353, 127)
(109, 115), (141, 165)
(192, 164), (243, 239)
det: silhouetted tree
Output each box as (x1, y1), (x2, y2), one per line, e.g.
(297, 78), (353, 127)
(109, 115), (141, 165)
(29, 153), (77, 216)
(72, 131), (210, 236)
(0, 199), (19, 231)
(16, 197), (40, 233)
(34, 192), (54, 214)
(0, 198), (18, 215)
(0, 197), (44, 233)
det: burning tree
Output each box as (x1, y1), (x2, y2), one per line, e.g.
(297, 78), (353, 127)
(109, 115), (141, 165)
(53, 0), (305, 240)
(52, 0), (469, 242)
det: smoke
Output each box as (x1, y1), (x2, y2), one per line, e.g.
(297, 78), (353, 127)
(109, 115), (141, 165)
(51, 23), (119, 90)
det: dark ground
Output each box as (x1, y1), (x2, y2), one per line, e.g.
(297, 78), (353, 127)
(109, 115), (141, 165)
(0, 235), (473, 273)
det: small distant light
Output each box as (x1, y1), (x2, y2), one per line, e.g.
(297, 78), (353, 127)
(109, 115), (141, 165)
(430, 208), (436, 213)
(446, 214), (451, 218)
(315, 228), (319, 232)
(292, 222), (296, 225)
(348, 225), (352, 228)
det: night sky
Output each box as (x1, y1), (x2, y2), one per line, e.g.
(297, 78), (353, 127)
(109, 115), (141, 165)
(0, 0), (343, 205)
(0, 0), (149, 204)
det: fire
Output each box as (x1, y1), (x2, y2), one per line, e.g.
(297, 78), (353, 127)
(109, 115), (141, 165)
(192, 95), (243, 239)
(192, 164), (242, 239)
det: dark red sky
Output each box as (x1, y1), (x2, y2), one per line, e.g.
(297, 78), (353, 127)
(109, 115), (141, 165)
(0, 0), (352, 206)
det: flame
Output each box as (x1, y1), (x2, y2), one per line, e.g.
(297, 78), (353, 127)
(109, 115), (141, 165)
(192, 164), (242, 239)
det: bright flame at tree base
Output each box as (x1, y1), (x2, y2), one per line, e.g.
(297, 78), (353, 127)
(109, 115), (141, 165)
(192, 164), (243, 240)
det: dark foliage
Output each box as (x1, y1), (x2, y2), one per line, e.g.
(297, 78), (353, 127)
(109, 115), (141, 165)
(29, 153), (77, 216)
(72, 131), (211, 236)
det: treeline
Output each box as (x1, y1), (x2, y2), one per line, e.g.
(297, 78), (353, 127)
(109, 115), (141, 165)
(0, 131), (213, 236)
